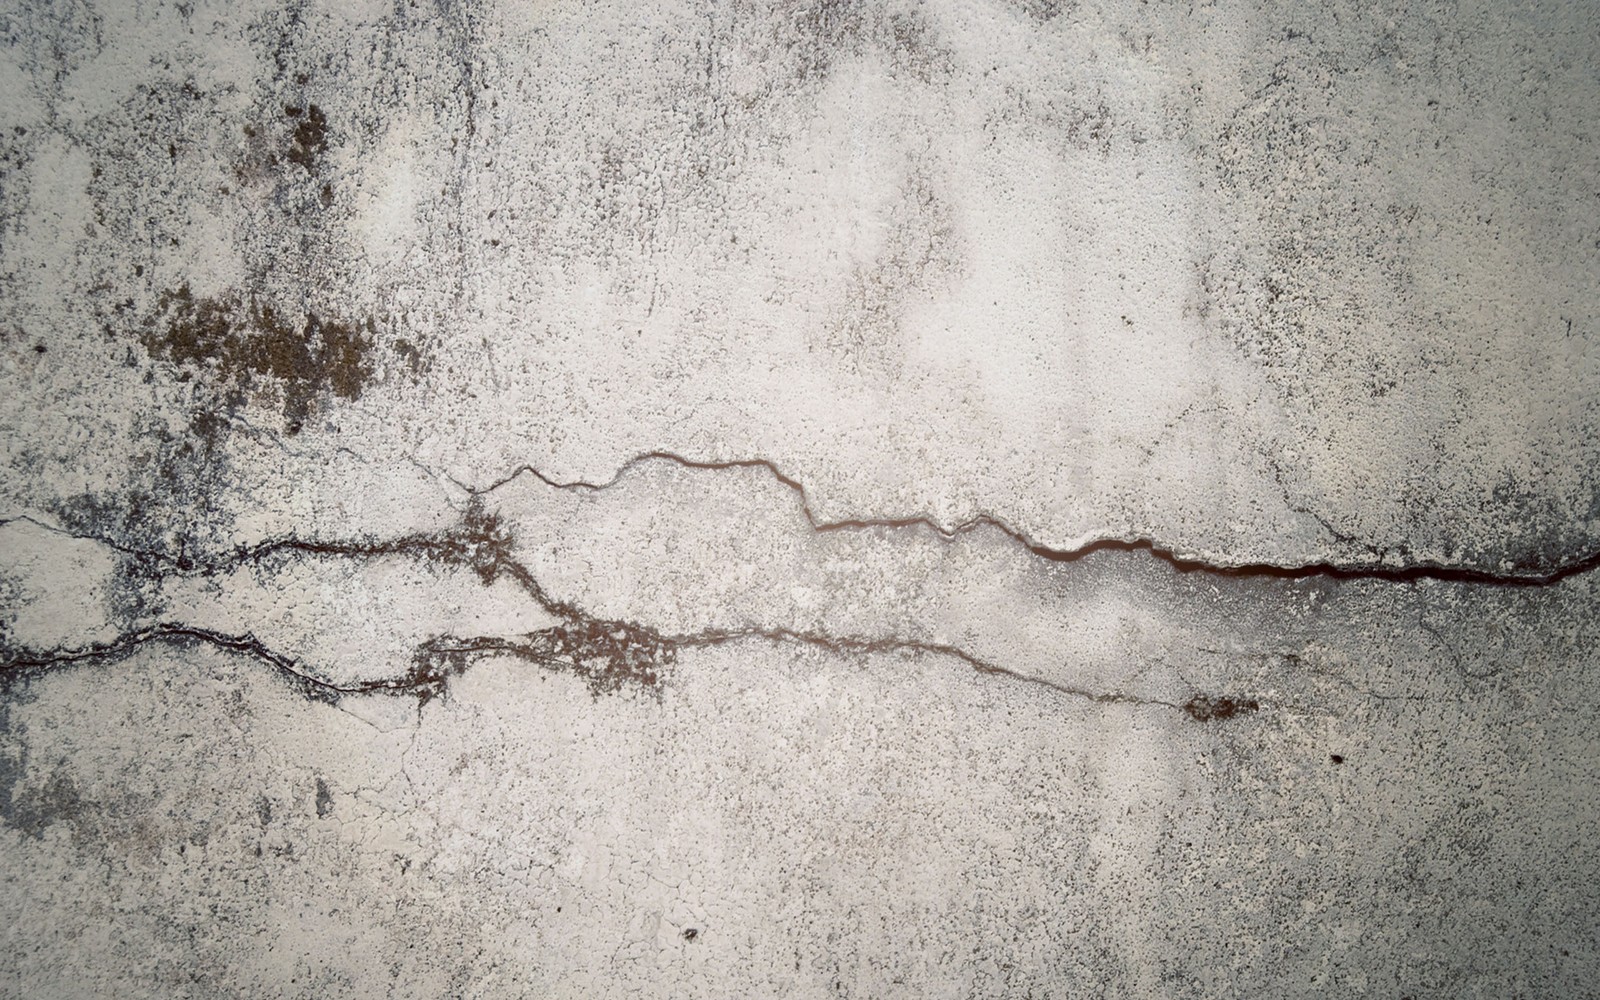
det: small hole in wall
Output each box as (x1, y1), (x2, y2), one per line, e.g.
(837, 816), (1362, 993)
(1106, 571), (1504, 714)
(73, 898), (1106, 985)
(1330, 754), (1345, 764)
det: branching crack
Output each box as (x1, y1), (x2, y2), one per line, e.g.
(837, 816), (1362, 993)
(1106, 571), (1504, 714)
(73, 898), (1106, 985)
(3, 619), (1209, 717)
(3, 503), (582, 622)
(11, 447), (1562, 717)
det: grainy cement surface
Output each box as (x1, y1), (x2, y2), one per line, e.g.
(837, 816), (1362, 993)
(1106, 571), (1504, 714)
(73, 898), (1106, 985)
(2, 1), (1598, 997)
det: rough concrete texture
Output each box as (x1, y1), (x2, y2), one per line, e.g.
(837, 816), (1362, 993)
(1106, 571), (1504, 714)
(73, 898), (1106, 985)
(1, 0), (1597, 996)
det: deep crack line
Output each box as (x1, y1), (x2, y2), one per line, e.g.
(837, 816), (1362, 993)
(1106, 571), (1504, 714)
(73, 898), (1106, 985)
(1, 624), (368, 701)
(1, 620), (1214, 718)
(13, 451), (1600, 586)
(0, 453), (1577, 715)
(5, 510), (1200, 711)
(1, 507), (587, 623)
(469, 450), (1600, 586)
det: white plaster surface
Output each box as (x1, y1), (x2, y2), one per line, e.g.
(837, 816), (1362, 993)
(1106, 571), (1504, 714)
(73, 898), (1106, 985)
(1, 1), (1598, 996)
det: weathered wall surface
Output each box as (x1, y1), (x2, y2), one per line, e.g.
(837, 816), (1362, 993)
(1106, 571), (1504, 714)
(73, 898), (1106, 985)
(2, 1), (1597, 996)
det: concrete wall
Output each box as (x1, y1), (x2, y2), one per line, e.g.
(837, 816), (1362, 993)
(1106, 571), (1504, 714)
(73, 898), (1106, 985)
(2, 1), (1597, 996)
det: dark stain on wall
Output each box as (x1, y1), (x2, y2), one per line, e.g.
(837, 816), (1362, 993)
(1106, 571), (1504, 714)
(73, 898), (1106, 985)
(1183, 695), (1260, 722)
(528, 620), (677, 698)
(0, 764), (83, 839)
(755, 1), (952, 90)
(51, 409), (237, 564)
(1013, 0), (1070, 21)
(140, 284), (376, 433)
(283, 104), (329, 171)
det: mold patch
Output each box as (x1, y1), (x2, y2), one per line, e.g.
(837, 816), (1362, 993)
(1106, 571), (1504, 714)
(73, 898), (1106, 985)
(419, 620), (677, 701)
(283, 104), (328, 171)
(0, 765), (84, 840)
(528, 620), (676, 697)
(140, 284), (378, 433)
(1182, 695), (1260, 722)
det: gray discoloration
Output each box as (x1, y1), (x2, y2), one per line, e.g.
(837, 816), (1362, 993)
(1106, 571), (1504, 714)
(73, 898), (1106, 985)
(2, 0), (1599, 997)
(822, 172), (963, 377)
(0, 767), (83, 839)
(1013, 0), (1069, 21)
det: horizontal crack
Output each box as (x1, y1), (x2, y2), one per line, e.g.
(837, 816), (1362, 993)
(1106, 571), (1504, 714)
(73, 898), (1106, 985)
(668, 626), (1187, 712)
(471, 450), (1600, 586)
(5, 448), (1529, 716)
(2, 624), (362, 701)
(2, 505), (585, 623)
(5, 620), (1217, 718)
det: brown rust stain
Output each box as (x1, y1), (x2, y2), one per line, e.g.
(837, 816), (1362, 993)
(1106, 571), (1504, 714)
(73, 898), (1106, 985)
(527, 620), (676, 698)
(283, 104), (329, 171)
(1182, 695), (1260, 722)
(140, 284), (377, 432)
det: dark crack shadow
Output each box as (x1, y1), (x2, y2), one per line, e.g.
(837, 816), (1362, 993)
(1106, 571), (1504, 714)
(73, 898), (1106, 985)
(10, 446), (1582, 715)
(469, 451), (1600, 586)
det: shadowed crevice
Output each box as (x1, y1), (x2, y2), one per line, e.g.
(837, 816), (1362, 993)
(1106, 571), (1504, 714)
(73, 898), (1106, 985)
(4, 619), (1232, 719)
(469, 450), (1600, 586)
(13, 444), (1575, 714)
